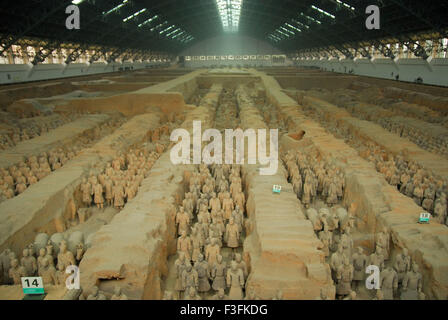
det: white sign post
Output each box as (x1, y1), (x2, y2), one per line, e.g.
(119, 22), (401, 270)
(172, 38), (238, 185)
(21, 277), (44, 295)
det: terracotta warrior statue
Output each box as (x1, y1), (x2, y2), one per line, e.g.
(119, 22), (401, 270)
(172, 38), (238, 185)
(87, 285), (107, 300)
(222, 193), (234, 221)
(336, 256), (354, 298)
(401, 263), (422, 300)
(194, 253), (211, 293)
(330, 245), (347, 278)
(9, 258), (26, 285)
(380, 266), (398, 300)
(394, 248), (411, 285)
(210, 288), (228, 300)
(234, 253), (248, 281)
(209, 192), (221, 214)
(112, 181), (125, 210)
(104, 178), (113, 206)
(182, 264), (199, 299)
(190, 226), (203, 263)
(205, 238), (220, 267)
(20, 248), (37, 277)
(38, 258), (57, 286)
(177, 231), (193, 262)
(57, 240), (76, 271)
(176, 207), (190, 236)
(174, 253), (190, 299)
(184, 287), (201, 300)
(92, 182), (104, 209)
(111, 286), (128, 300)
(226, 261), (245, 300)
(55, 263), (68, 286)
(37, 248), (49, 272)
(211, 254), (227, 292)
(80, 178), (92, 207)
(351, 247), (367, 289)
(369, 246), (385, 271)
(163, 291), (174, 300)
(225, 218), (240, 250)
(244, 288), (260, 300)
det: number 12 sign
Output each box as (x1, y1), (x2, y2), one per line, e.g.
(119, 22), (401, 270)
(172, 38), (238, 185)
(21, 277), (44, 295)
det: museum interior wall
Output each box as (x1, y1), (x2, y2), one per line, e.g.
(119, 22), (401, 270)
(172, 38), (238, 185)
(296, 57), (448, 87)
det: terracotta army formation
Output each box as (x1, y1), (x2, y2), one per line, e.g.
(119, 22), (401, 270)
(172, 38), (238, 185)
(0, 114), (80, 151)
(317, 88), (448, 158)
(168, 163), (258, 300)
(283, 148), (345, 210)
(356, 142), (447, 223)
(0, 118), (127, 204)
(365, 143), (447, 219)
(301, 102), (448, 227)
(69, 125), (172, 223)
(280, 143), (429, 300)
(377, 118), (448, 158)
(0, 228), (97, 298)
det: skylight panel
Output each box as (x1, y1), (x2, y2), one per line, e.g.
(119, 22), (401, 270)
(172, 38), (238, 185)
(292, 19), (310, 29)
(166, 28), (181, 37)
(335, 0), (355, 11)
(172, 31), (186, 39)
(123, 8), (147, 22)
(103, 0), (129, 16)
(280, 26), (295, 35)
(215, 0), (243, 33)
(269, 34), (281, 42)
(311, 5), (335, 19)
(275, 29), (290, 38)
(160, 25), (175, 34)
(300, 12), (322, 24)
(150, 21), (168, 32)
(138, 15), (158, 27)
(285, 22), (302, 32)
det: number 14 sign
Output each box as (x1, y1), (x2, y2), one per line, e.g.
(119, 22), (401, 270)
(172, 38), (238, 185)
(21, 277), (44, 295)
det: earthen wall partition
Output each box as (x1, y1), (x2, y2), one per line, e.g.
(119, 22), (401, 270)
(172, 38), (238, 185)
(257, 71), (448, 299)
(53, 70), (204, 116)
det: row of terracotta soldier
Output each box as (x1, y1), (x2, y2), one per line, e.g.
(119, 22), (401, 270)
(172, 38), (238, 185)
(362, 143), (447, 224)
(0, 239), (85, 287)
(308, 110), (447, 226)
(78, 125), (172, 211)
(283, 148), (345, 208)
(0, 113), (81, 150)
(174, 164), (249, 299)
(0, 118), (126, 203)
